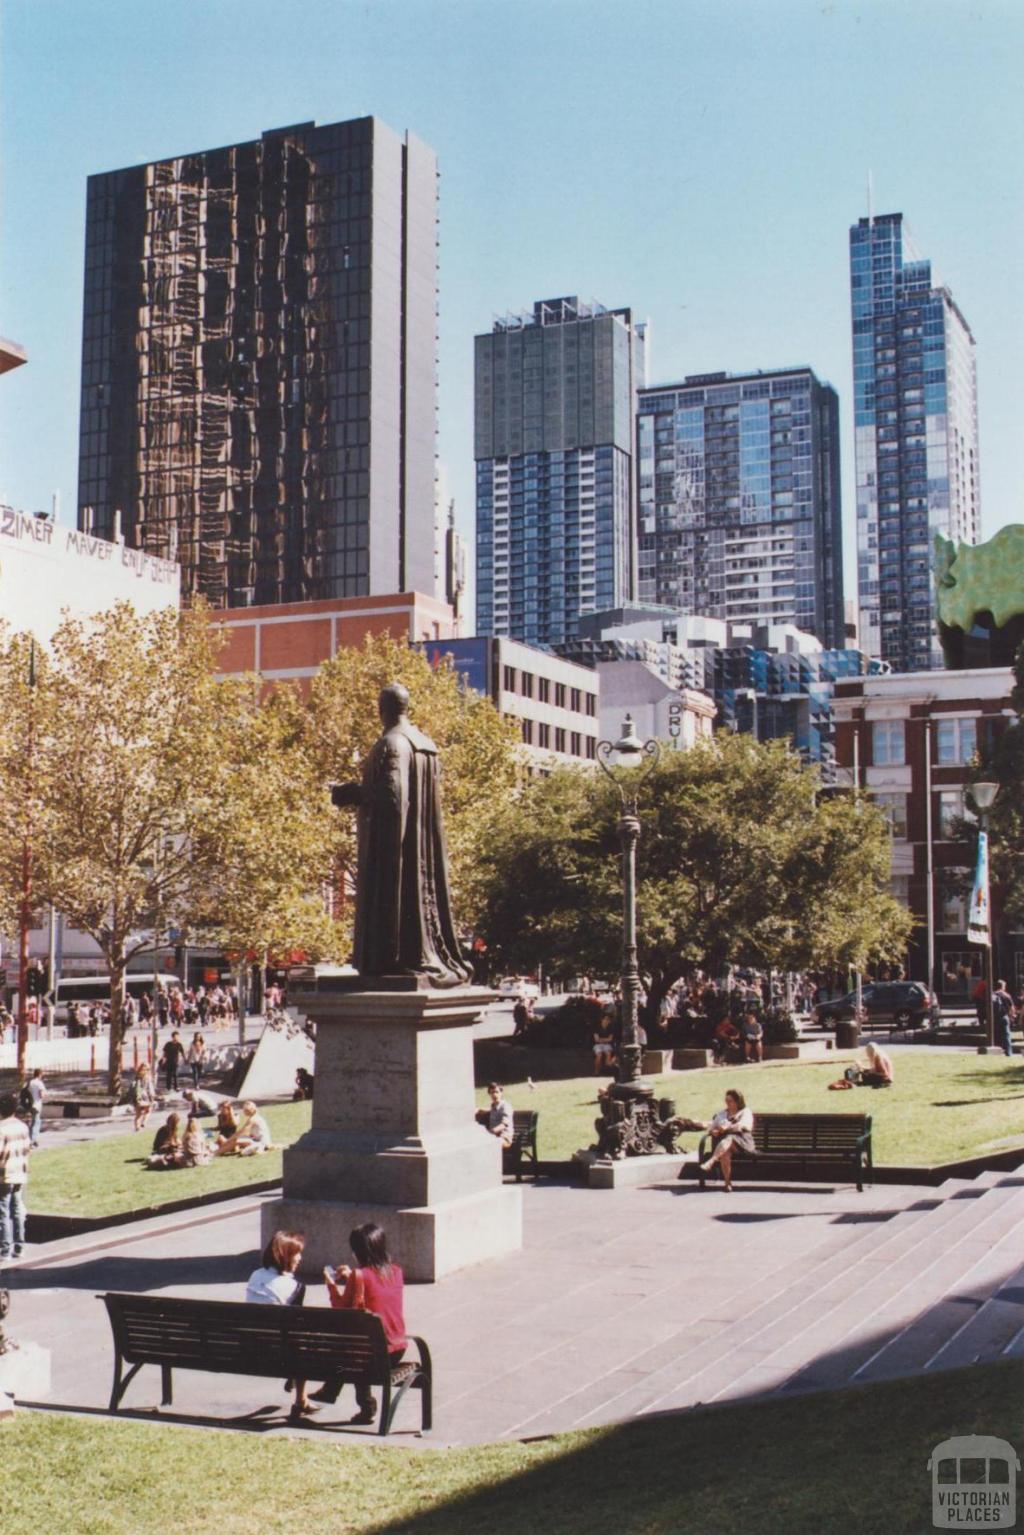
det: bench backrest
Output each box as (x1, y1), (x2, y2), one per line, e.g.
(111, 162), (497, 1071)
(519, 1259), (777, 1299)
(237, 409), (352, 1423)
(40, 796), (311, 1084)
(753, 1112), (869, 1155)
(510, 1110), (538, 1140)
(101, 1292), (391, 1381)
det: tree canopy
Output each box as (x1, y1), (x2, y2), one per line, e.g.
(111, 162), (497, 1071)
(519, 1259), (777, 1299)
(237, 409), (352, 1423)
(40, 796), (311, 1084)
(469, 732), (913, 1012)
(980, 640), (1024, 930)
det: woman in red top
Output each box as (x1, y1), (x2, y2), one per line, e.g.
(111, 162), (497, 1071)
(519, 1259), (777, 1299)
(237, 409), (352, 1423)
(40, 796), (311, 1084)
(313, 1223), (408, 1423)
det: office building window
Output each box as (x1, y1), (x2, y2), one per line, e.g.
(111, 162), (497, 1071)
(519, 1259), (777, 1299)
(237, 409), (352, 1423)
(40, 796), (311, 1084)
(585, 694), (597, 717)
(538, 723), (550, 749)
(503, 665), (516, 692)
(939, 870), (970, 933)
(873, 791), (907, 839)
(585, 737), (596, 759)
(520, 671), (534, 699)
(538, 678), (550, 704)
(570, 731), (581, 756)
(937, 789), (972, 838)
(554, 727), (566, 753)
(570, 688), (582, 713)
(554, 683), (566, 709)
(521, 718), (534, 746)
(872, 720), (905, 766)
(936, 717), (977, 766)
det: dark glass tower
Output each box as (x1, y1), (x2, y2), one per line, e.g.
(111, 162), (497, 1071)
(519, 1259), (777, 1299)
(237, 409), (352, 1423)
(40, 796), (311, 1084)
(77, 117), (439, 607)
(474, 297), (646, 647)
(635, 368), (845, 648)
(850, 212), (980, 671)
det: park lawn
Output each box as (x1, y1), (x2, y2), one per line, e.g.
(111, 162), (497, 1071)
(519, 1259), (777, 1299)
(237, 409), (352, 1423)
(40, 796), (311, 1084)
(27, 1100), (312, 1219)
(479, 1053), (1024, 1167)
(2, 1361), (1020, 1535)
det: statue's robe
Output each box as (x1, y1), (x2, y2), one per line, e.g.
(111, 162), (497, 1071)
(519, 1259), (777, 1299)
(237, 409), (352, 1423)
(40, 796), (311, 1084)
(352, 717), (472, 986)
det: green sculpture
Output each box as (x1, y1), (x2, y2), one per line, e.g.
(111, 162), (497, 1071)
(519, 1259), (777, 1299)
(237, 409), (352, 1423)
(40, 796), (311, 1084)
(934, 526), (1024, 668)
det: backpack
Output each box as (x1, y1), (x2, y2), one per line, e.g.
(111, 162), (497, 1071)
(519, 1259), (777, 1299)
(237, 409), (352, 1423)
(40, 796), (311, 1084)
(18, 1083), (34, 1113)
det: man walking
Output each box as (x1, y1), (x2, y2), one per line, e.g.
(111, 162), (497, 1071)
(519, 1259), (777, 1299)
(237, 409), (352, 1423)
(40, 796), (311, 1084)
(160, 1030), (185, 1091)
(0, 1091), (31, 1261)
(993, 980), (1017, 1057)
(25, 1067), (47, 1147)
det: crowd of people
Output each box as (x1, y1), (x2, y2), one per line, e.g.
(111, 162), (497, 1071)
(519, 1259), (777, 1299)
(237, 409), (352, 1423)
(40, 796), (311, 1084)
(146, 1097), (271, 1169)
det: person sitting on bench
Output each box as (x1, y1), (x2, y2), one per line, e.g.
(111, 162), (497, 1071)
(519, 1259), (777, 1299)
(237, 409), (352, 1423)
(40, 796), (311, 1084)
(699, 1089), (755, 1191)
(475, 1082), (514, 1147)
(313, 1223), (408, 1425)
(245, 1229), (311, 1422)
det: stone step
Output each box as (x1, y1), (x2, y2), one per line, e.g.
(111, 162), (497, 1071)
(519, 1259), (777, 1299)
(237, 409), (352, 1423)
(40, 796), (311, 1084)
(925, 1257), (1024, 1372)
(777, 1182), (1024, 1392)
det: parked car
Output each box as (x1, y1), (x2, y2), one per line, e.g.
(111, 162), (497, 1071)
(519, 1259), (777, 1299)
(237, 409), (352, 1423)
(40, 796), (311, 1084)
(497, 976), (540, 1002)
(813, 981), (941, 1032)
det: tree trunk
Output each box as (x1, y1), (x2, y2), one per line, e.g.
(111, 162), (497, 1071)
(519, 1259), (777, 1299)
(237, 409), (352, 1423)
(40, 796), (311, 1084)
(107, 956), (127, 1096)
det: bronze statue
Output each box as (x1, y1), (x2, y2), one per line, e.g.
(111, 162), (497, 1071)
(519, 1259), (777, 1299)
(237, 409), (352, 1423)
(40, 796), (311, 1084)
(332, 684), (472, 988)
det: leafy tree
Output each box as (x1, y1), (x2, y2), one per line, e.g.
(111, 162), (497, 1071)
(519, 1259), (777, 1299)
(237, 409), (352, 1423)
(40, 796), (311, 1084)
(470, 732), (912, 1016)
(301, 631), (522, 936)
(0, 604), (339, 1091)
(977, 640), (1024, 930)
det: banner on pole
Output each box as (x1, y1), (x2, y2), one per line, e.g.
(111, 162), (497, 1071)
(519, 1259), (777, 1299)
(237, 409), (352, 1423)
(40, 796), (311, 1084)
(967, 829), (991, 947)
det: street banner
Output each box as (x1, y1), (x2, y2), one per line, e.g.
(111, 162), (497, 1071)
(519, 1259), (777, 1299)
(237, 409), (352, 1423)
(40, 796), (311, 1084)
(967, 829), (991, 947)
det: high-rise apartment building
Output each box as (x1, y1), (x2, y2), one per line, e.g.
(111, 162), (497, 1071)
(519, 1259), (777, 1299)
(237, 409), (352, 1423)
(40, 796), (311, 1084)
(474, 297), (646, 647)
(635, 368), (844, 648)
(850, 212), (980, 671)
(77, 117), (439, 607)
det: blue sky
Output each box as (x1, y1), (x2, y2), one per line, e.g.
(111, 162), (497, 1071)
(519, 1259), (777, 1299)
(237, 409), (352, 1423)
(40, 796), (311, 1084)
(2, 0), (1021, 605)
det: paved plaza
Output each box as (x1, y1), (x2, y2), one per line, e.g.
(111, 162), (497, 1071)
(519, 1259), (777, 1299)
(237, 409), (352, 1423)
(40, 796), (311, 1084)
(5, 1160), (1023, 1447)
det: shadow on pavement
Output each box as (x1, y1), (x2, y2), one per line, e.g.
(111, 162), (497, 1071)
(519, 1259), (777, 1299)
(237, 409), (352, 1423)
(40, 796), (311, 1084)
(4, 1250), (257, 1293)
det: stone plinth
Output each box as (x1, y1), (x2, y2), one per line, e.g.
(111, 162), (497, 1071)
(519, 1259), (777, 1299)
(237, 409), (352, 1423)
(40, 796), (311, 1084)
(574, 1149), (694, 1189)
(262, 975), (522, 1282)
(0, 1341), (52, 1413)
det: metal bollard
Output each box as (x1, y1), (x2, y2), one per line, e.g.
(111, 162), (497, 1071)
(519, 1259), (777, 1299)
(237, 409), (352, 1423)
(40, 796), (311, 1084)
(90, 1041), (96, 1075)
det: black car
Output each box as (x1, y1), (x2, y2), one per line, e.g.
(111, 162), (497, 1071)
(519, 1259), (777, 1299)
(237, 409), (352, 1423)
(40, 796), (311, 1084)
(813, 981), (941, 1032)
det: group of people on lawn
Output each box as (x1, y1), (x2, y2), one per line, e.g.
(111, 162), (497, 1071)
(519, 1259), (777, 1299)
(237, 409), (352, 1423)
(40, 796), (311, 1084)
(146, 1097), (271, 1169)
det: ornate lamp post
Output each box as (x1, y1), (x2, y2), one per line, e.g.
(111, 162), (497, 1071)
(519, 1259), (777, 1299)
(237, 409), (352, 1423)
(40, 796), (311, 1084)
(596, 715), (660, 1100)
(970, 780), (999, 1055)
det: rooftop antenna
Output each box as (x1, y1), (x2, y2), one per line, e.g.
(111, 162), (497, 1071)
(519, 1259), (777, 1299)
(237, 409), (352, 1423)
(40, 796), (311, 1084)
(867, 169), (874, 226)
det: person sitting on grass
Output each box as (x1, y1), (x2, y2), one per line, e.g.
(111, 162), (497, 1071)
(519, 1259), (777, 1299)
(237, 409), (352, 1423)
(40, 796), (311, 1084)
(216, 1099), (270, 1156)
(314, 1223), (408, 1425)
(245, 1229), (312, 1423)
(215, 1099), (238, 1148)
(860, 1041), (894, 1088)
(180, 1115), (211, 1166)
(147, 1111), (184, 1169)
(699, 1089), (755, 1192)
(475, 1082), (514, 1148)
(182, 1087), (221, 1118)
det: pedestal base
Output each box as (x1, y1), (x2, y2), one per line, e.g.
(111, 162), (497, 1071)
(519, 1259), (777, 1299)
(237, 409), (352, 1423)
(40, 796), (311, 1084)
(0, 1341), (52, 1412)
(264, 1184), (522, 1283)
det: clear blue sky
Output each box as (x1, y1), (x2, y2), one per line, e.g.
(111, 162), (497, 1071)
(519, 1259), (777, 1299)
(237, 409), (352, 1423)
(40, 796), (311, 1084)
(2, 0), (1021, 606)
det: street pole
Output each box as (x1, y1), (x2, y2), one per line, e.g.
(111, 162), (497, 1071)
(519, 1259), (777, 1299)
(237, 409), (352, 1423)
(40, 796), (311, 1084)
(616, 807), (643, 1088)
(16, 640), (37, 1082)
(970, 782), (1000, 1056)
(46, 904), (57, 1040)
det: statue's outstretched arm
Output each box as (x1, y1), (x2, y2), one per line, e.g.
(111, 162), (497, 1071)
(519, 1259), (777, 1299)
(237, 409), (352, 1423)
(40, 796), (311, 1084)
(330, 781), (364, 809)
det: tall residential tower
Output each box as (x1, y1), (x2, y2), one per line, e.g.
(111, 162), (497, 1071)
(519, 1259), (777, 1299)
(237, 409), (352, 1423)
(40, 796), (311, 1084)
(77, 117), (439, 607)
(474, 297), (646, 647)
(850, 212), (980, 671)
(635, 368), (845, 648)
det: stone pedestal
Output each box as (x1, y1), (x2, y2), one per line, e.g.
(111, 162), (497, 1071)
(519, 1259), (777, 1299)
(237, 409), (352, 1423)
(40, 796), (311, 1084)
(0, 1341), (52, 1415)
(262, 975), (522, 1282)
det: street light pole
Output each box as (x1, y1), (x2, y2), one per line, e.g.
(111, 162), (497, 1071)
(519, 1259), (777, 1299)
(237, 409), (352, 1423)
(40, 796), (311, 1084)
(596, 716), (660, 1097)
(970, 781), (999, 1056)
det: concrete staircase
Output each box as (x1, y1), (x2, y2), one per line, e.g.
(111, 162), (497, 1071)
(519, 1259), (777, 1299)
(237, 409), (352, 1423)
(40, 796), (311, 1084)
(578, 1167), (1024, 1425)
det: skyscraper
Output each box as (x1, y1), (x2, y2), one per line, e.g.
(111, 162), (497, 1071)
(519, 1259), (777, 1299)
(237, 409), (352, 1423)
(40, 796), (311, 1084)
(474, 297), (646, 647)
(635, 368), (844, 648)
(850, 212), (980, 671)
(77, 117), (439, 607)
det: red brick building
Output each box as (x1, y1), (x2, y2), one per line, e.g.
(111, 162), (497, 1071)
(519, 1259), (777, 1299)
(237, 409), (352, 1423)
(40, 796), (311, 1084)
(833, 667), (1021, 1002)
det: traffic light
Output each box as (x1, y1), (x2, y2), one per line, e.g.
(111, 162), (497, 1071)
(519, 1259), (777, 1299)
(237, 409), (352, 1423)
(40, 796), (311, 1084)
(25, 961), (48, 997)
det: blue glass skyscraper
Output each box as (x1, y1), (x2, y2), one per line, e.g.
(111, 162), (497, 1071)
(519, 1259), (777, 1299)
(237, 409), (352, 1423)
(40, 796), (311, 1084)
(474, 297), (646, 647)
(850, 213), (980, 671)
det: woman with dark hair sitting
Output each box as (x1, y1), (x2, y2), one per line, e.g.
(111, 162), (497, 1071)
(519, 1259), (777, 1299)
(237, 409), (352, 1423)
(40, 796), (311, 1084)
(699, 1088), (755, 1192)
(147, 1111), (184, 1168)
(313, 1223), (408, 1424)
(245, 1229), (311, 1421)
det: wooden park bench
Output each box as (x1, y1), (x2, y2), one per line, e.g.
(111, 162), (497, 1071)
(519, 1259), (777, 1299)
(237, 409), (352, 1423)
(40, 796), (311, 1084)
(99, 1291), (432, 1437)
(502, 1110), (539, 1181)
(697, 1112), (873, 1192)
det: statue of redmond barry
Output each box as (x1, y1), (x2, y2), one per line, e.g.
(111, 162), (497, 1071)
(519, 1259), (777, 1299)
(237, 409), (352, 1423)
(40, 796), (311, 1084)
(331, 683), (472, 988)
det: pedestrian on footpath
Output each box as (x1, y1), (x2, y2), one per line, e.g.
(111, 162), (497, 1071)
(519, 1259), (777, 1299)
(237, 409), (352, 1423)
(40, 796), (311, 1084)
(131, 1062), (156, 1131)
(993, 980), (1017, 1057)
(0, 1092), (31, 1261)
(160, 1030), (185, 1091)
(25, 1068), (47, 1147)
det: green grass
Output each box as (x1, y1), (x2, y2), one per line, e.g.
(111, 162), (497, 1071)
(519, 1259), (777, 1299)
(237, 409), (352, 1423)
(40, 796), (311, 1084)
(480, 1053), (1024, 1166)
(2, 1362), (1020, 1534)
(28, 1101), (311, 1219)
